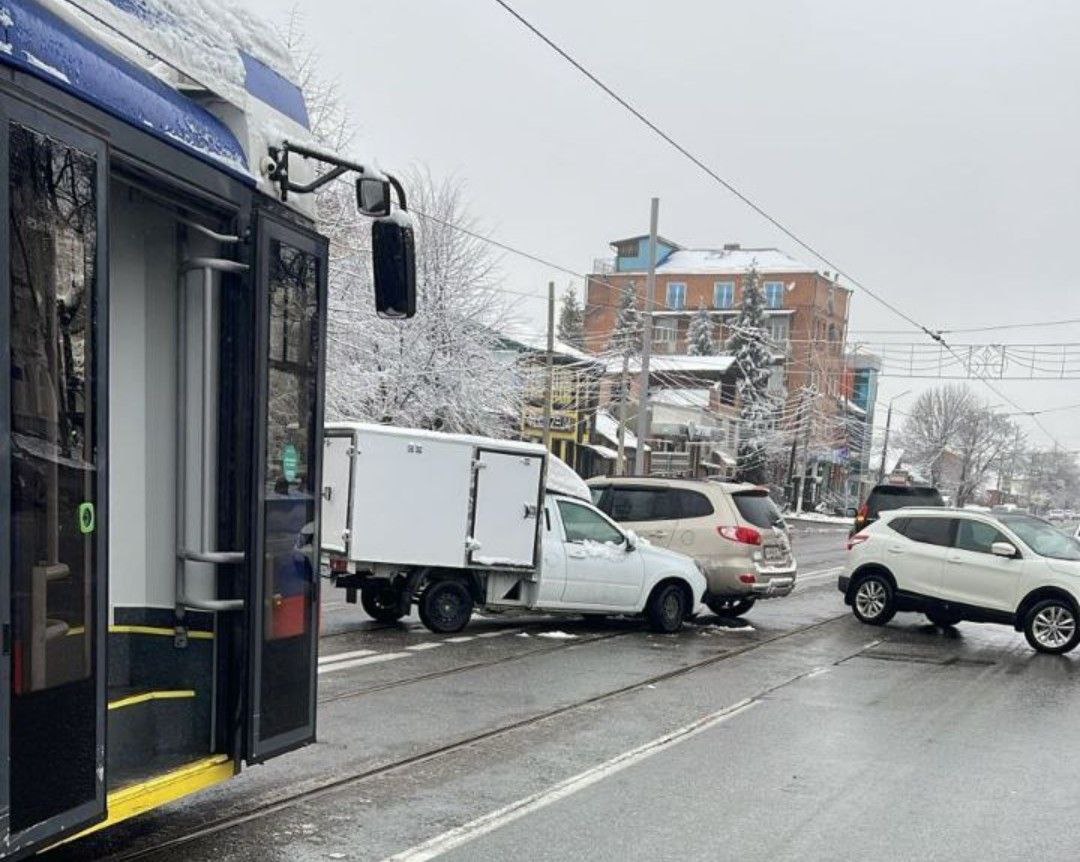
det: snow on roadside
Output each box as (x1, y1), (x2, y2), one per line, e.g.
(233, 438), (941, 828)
(535, 631), (577, 640)
(785, 512), (852, 527)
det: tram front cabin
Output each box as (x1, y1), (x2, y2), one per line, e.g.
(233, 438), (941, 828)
(0, 1), (415, 857)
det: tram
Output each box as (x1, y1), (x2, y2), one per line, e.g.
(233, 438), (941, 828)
(0, 1), (414, 856)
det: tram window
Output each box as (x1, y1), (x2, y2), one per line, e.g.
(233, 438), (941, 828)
(258, 240), (319, 742)
(8, 122), (100, 830)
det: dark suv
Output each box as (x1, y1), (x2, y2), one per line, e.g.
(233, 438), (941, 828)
(852, 484), (944, 536)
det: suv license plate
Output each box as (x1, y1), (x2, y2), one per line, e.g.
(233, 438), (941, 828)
(763, 546), (783, 562)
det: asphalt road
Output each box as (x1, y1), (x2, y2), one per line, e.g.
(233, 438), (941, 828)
(60, 525), (1080, 861)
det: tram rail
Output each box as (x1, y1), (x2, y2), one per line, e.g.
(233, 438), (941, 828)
(105, 612), (851, 861)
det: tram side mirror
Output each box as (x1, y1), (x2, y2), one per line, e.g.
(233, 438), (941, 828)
(356, 177), (392, 217)
(372, 218), (416, 319)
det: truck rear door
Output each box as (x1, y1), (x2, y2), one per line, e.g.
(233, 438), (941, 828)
(468, 449), (544, 569)
(320, 432), (353, 556)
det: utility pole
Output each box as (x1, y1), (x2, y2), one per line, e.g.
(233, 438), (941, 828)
(786, 389), (806, 507)
(876, 389), (911, 483)
(543, 281), (555, 454)
(616, 351), (630, 476)
(877, 401), (894, 484)
(795, 391), (813, 514)
(633, 197), (659, 476)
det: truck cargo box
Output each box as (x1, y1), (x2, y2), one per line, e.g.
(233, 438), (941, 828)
(320, 423), (547, 572)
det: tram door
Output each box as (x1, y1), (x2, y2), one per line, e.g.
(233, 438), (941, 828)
(246, 214), (327, 762)
(0, 110), (108, 852)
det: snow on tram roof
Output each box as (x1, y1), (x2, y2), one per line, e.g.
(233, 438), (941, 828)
(49, 0), (301, 117)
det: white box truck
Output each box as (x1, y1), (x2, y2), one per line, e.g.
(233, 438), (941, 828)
(319, 423), (706, 633)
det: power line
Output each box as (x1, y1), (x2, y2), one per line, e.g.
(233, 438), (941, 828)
(490, 0), (944, 345)
(488, 0), (1066, 447)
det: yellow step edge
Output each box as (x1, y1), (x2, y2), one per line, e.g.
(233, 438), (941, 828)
(109, 624), (214, 640)
(108, 689), (195, 711)
(62, 754), (235, 844)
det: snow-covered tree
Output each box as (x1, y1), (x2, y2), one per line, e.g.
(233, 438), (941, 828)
(286, 19), (522, 435)
(557, 286), (585, 350)
(687, 304), (715, 356)
(611, 283), (641, 357)
(726, 266), (776, 484)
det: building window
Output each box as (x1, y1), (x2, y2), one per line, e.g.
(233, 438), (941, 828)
(665, 281), (687, 310)
(768, 317), (789, 347)
(713, 281), (734, 309)
(764, 281), (784, 308)
(653, 318), (678, 353)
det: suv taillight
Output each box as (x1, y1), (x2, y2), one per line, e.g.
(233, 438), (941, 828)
(718, 525), (762, 545)
(847, 531), (869, 551)
(856, 504), (869, 521)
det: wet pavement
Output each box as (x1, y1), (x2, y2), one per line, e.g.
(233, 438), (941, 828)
(58, 524), (1080, 861)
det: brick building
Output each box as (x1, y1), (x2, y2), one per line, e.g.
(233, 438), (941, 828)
(587, 235), (856, 503)
(586, 236), (852, 398)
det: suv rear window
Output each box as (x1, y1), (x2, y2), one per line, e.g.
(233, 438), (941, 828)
(674, 490), (714, 519)
(867, 485), (944, 517)
(731, 490), (778, 530)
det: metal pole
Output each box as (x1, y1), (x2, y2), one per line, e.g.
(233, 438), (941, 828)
(543, 281), (555, 453)
(634, 197), (659, 476)
(877, 402), (893, 484)
(616, 352), (629, 476)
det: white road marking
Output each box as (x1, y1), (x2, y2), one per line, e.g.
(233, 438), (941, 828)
(318, 648), (378, 665)
(794, 566), (844, 590)
(317, 652), (409, 674)
(383, 698), (760, 862)
(405, 642), (443, 652)
(444, 635), (476, 643)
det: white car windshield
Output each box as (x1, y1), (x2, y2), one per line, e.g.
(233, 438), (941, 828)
(1002, 515), (1080, 561)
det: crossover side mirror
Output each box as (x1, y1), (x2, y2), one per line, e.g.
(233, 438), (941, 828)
(991, 541), (1018, 558)
(372, 217), (416, 319)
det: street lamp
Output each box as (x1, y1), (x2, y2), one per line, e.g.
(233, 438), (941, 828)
(877, 389), (912, 483)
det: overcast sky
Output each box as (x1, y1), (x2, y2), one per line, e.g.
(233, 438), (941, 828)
(253, 0), (1080, 448)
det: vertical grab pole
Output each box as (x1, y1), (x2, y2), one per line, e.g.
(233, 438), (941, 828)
(175, 258), (189, 646)
(201, 265), (214, 554)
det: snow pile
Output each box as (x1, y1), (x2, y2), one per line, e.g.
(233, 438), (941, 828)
(575, 540), (625, 560)
(536, 631), (576, 640)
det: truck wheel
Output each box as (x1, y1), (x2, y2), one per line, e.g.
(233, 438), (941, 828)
(646, 583), (688, 633)
(361, 584), (406, 624)
(418, 580), (474, 634)
(706, 597), (756, 618)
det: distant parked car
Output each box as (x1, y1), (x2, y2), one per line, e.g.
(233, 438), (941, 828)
(851, 483), (944, 536)
(841, 508), (1080, 654)
(588, 477), (796, 618)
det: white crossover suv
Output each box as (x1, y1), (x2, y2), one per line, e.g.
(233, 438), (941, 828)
(840, 508), (1080, 654)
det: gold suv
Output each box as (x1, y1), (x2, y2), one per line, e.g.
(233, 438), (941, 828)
(587, 477), (797, 617)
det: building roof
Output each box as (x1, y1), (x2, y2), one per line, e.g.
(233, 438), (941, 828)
(650, 389), (711, 410)
(640, 247), (815, 275)
(609, 235), (683, 251)
(497, 325), (597, 363)
(594, 410), (649, 451)
(602, 354), (735, 376)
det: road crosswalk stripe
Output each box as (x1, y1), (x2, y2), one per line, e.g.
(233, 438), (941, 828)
(317, 652), (409, 674)
(318, 648), (378, 665)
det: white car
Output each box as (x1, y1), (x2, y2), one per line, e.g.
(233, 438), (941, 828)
(840, 508), (1080, 654)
